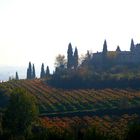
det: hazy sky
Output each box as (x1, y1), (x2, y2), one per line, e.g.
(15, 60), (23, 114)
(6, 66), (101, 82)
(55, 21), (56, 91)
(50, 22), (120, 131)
(0, 0), (140, 78)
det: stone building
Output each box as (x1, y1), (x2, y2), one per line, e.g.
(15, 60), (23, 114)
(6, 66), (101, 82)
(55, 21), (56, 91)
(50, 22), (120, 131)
(91, 39), (140, 66)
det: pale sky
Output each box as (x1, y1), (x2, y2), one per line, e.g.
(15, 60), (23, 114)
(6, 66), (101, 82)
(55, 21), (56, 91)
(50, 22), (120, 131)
(0, 0), (140, 79)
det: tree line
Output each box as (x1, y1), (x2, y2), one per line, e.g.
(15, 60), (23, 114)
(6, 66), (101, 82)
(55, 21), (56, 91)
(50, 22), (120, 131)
(17, 42), (79, 81)
(26, 62), (50, 80)
(48, 41), (140, 89)
(12, 40), (140, 89)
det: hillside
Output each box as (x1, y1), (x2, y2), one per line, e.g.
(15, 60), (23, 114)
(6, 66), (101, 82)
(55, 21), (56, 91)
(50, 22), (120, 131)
(1, 80), (140, 139)
(1, 80), (140, 117)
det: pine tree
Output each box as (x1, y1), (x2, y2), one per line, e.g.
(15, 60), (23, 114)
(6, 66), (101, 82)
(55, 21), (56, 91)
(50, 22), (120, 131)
(46, 66), (50, 78)
(67, 43), (74, 69)
(15, 72), (19, 80)
(130, 38), (135, 52)
(40, 63), (45, 79)
(74, 47), (79, 70)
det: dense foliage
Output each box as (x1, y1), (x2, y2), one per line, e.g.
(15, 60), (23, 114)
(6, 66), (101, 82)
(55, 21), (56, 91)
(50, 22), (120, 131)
(2, 88), (38, 139)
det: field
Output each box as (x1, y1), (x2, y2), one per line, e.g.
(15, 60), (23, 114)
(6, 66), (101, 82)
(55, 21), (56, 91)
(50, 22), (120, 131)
(2, 79), (140, 115)
(40, 114), (138, 140)
(1, 79), (140, 139)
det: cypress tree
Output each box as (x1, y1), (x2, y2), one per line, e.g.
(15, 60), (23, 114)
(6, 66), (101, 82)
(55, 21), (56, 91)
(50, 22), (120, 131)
(102, 40), (108, 67)
(40, 63), (45, 79)
(15, 72), (19, 80)
(32, 64), (36, 79)
(46, 66), (50, 78)
(130, 38), (135, 52)
(67, 43), (74, 69)
(27, 62), (32, 79)
(103, 40), (108, 55)
(74, 47), (79, 70)
(29, 62), (32, 79)
(27, 68), (29, 79)
(116, 46), (121, 52)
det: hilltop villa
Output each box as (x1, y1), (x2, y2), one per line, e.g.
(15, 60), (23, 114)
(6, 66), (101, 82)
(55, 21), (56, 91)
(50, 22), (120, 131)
(91, 39), (140, 65)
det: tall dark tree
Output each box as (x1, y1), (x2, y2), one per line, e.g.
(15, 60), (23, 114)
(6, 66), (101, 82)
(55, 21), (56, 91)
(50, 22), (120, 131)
(32, 64), (36, 79)
(102, 40), (108, 67)
(74, 47), (79, 69)
(102, 40), (108, 55)
(130, 38), (135, 52)
(27, 68), (29, 79)
(15, 72), (19, 80)
(46, 66), (50, 78)
(116, 46), (121, 52)
(27, 62), (32, 79)
(67, 43), (74, 69)
(40, 63), (45, 79)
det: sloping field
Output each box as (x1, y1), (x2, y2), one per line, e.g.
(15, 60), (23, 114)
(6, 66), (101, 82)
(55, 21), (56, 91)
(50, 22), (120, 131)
(40, 114), (138, 140)
(1, 79), (140, 116)
(1, 79), (140, 138)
